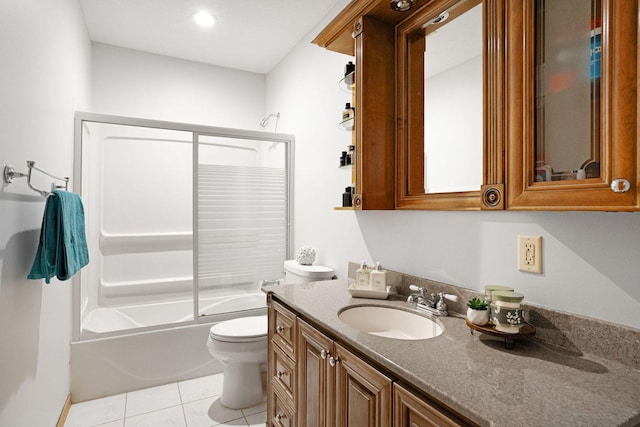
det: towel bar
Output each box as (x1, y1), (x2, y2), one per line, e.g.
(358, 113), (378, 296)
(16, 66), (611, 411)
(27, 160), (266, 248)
(3, 161), (69, 197)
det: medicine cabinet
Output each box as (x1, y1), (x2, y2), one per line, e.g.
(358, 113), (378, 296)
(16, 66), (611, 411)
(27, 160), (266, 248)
(396, 0), (504, 210)
(314, 0), (639, 211)
(505, 0), (639, 210)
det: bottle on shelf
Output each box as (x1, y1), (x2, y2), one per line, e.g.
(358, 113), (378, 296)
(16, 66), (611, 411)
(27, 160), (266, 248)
(342, 187), (353, 207)
(342, 103), (355, 121)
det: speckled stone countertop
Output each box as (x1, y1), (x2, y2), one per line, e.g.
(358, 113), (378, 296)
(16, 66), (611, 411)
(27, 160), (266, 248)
(266, 280), (640, 427)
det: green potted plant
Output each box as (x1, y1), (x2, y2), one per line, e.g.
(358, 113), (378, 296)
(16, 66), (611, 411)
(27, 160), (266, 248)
(467, 297), (489, 326)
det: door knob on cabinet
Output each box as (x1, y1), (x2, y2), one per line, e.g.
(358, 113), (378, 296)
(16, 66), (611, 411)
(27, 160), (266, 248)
(320, 349), (330, 360)
(276, 370), (288, 379)
(611, 179), (631, 193)
(276, 413), (287, 421)
(275, 325), (284, 333)
(329, 356), (340, 366)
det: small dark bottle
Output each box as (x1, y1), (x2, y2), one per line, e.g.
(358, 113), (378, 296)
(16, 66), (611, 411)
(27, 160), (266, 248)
(342, 186), (353, 207)
(344, 61), (355, 77)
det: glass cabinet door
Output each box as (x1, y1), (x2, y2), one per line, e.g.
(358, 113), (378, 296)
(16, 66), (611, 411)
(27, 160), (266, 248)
(506, 0), (639, 210)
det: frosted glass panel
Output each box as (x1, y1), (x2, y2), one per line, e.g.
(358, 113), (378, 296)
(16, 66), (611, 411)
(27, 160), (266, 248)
(197, 135), (288, 316)
(534, 0), (601, 182)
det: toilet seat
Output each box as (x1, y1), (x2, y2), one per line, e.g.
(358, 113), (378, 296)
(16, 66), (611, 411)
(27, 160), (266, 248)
(209, 315), (268, 343)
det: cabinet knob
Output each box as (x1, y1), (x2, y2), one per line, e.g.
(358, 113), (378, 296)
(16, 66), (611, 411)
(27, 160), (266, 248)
(611, 179), (631, 193)
(275, 325), (284, 333)
(329, 356), (340, 367)
(276, 413), (287, 421)
(276, 370), (288, 379)
(320, 349), (330, 360)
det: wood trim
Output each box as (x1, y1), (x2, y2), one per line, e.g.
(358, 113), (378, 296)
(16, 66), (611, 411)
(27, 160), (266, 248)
(482, 0), (506, 209)
(312, 0), (436, 55)
(56, 393), (72, 427)
(354, 16), (396, 210)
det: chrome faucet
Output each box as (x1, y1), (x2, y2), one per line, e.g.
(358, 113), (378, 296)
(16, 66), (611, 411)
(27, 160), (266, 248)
(407, 285), (450, 317)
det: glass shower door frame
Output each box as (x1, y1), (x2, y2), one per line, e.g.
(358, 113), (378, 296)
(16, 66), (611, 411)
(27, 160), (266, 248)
(72, 111), (294, 342)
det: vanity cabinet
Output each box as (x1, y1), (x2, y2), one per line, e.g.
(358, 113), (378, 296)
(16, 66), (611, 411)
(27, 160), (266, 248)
(268, 300), (298, 426)
(394, 383), (464, 427)
(267, 296), (475, 427)
(297, 318), (393, 427)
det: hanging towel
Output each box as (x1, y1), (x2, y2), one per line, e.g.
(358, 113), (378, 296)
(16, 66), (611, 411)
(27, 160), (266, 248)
(28, 190), (89, 284)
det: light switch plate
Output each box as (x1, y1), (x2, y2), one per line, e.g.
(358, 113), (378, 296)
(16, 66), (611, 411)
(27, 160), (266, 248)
(518, 235), (542, 273)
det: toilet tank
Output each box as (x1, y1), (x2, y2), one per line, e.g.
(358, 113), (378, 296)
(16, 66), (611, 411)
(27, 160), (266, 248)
(283, 260), (335, 284)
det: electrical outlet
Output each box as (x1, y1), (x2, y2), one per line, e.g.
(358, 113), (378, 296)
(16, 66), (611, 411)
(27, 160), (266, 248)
(518, 235), (542, 273)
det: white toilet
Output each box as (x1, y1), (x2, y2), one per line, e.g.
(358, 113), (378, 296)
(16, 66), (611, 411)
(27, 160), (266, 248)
(206, 260), (334, 409)
(206, 315), (268, 409)
(283, 259), (335, 284)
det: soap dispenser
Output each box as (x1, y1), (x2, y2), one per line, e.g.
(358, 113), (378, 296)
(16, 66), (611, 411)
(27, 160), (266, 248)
(355, 261), (370, 289)
(369, 262), (386, 292)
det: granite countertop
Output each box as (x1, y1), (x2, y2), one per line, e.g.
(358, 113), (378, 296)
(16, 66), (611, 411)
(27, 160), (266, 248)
(266, 280), (640, 427)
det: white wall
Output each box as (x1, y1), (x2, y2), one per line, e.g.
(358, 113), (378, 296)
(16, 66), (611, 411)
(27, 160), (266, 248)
(0, 0), (91, 425)
(91, 43), (266, 130)
(266, 2), (640, 330)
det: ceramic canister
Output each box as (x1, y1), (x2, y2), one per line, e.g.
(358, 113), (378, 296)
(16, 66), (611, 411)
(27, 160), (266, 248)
(491, 291), (525, 334)
(484, 285), (515, 302)
(484, 285), (514, 324)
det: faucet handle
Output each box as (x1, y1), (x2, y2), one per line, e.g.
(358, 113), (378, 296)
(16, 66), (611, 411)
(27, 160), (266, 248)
(436, 292), (448, 312)
(409, 285), (425, 296)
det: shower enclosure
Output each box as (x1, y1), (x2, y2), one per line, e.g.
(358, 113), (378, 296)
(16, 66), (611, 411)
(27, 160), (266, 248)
(72, 112), (294, 340)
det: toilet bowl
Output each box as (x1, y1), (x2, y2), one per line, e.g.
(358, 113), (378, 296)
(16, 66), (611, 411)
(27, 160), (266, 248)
(206, 260), (334, 409)
(206, 315), (268, 409)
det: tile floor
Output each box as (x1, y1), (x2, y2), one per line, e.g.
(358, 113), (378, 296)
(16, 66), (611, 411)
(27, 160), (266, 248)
(64, 373), (266, 427)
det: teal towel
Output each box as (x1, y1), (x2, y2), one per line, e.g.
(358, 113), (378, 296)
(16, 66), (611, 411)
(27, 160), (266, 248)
(28, 190), (89, 284)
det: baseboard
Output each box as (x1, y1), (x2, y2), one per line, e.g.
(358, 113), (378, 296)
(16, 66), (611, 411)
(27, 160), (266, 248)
(56, 394), (72, 427)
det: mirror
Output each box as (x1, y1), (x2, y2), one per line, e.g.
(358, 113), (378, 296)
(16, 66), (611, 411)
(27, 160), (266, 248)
(424, 2), (483, 193)
(397, 0), (491, 209)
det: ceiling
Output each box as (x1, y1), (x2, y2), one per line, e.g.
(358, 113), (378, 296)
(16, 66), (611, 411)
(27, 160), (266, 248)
(79, 0), (345, 75)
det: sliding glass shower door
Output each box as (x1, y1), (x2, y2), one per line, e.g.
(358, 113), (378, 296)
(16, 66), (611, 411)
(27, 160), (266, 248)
(73, 112), (293, 339)
(196, 134), (289, 317)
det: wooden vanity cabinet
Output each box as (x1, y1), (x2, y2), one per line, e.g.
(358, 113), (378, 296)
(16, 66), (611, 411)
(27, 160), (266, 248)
(394, 382), (466, 427)
(268, 300), (298, 426)
(268, 297), (476, 427)
(297, 319), (392, 427)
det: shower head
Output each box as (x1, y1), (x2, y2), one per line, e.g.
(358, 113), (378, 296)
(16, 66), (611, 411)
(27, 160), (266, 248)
(260, 112), (280, 128)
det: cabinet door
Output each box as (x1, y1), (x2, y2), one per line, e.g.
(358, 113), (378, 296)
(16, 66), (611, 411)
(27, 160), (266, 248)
(298, 319), (335, 427)
(505, 0), (639, 210)
(393, 383), (471, 427)
(334, 343), (392, 427)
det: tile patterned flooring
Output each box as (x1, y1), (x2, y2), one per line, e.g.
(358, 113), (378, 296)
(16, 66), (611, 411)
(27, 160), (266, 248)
(65, 373), (266, 427)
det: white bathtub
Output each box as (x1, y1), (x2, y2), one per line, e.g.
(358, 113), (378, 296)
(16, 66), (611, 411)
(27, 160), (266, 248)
(82, 292), (267, 334)
(71, 292), (268, 402)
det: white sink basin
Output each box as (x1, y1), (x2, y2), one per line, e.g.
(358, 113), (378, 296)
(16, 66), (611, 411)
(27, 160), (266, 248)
(338, 305), (443, 340)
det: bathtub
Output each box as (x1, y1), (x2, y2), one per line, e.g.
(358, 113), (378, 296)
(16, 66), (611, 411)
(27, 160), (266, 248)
(82, 292), (267, 334)
(71, 292), (267, 402)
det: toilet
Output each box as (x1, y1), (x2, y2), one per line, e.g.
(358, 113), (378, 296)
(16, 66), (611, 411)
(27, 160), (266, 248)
(283, 259), (335, 284)
(206, 260), (334, 409)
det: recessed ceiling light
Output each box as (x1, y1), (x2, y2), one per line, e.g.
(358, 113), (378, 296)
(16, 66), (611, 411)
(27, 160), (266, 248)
(193, 11), (216, 27)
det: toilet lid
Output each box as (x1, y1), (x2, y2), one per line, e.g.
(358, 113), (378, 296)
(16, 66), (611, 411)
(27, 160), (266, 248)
(209, 315), (268, 343)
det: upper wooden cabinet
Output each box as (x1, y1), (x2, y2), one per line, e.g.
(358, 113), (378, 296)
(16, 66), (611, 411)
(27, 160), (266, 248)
(505, 0), (639, 210)
(314, 0), (639, 211)
(314, 1), (411, 210)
